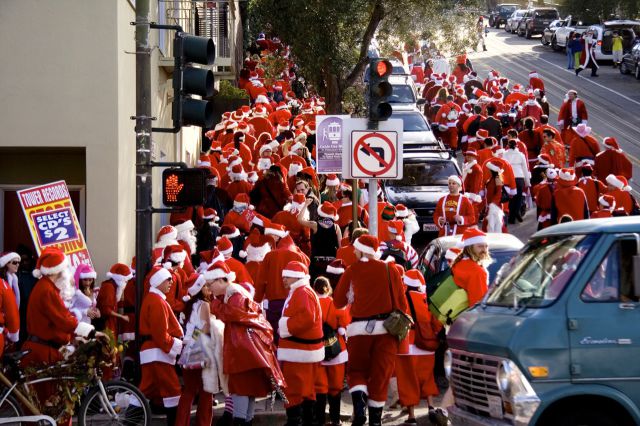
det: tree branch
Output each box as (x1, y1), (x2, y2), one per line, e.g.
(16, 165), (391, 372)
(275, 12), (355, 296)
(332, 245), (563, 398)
(344, 0), (385, 88)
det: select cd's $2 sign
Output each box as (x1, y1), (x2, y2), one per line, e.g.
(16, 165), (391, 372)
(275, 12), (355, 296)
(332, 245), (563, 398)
(162, 168), (207, 207)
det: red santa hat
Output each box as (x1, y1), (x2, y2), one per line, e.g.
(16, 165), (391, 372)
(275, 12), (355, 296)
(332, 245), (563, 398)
(529, 70), (539, 79)
(218, 225), (241, 240)
(199, 249), (225, 270)
(175, 220), (195, 235)
(472, 88), (489, 99)
(276, 102), (288, 111)
(599, 194), (616, 210)
(240, 105), (252, 116)
(403, 269), (426, 288)
(387, 220), (405, 241)
(185, 274), (207, 300)
(233, 193), (251, 209)
(476, 129), (489, 140)
(288, 193), (307, 212)
(201, 208), (218, 222)
(499, 77), (509, 87)
(603, 137), (620, 150)
(318, 201), (339, 220)
(293, 117), (305, 128)
(277, 120), (289, 133)
(300, 167), (319, 188)
(325, 174), (340, 187)
(253, 104), (268, 117)
(546, 167), (558, 180)
(512, 84), (523, 93)
(486, 159), (503, 173)
(445, 247), (462, 262)
(491, 146), (505, 157)
(242, 229), (272, 260)
(156, 225), (178, 244)
(395, 204), (409, 218)
(574, 123), (592, 138)
(237, 122), (250, 134)
(106, 263), (133, 282)
(264, 221), (289, 238)
(304, 122), (316, 135)
(460, 228), (487, 247)
(289, 142), (305, 155)
(33, 247), (68, 278)
(461, 102), (472, 113)
(148, 265), (172, 288)
(606, 174), (631, 191)
(229, 164), (248, 182)
(537, 154), (552, 166)
(0, 252), (20, 268)
(282, 261), (310, 279)
(492, 92), (504, 103)
(216, 236), (234, 257)
(558, 168), (576, 182)
(259, 144), (274, 156)
(448, 175), (462, 186)
(464, 149), (478, 158)
(163, 244), (187, 265)
(326, 258), (346, 275)
(353, 235), (380, 257)
(204, 261), (236, 282)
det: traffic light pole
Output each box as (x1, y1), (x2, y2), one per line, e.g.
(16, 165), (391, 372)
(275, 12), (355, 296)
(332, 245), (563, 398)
(133, 0), (153, 383)
(367, 121), (378, 238)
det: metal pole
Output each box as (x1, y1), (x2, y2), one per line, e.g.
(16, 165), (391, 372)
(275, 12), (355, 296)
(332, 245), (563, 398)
(351, 178), (358, 235)
(368, 179), (378, 238)
(134, 0), (153, 382)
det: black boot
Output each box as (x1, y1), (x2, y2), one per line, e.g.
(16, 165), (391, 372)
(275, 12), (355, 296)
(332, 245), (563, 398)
(165, 407), (177, 426)
(232, 418), (247, 426)
(314, 394), (327, 426)
(575, 67), (582, 76)
(286, 405), (303, 426)
(350, 391), (367, 426)
(328, 393), (342, 425)
(368, 407), (383, 426)
(302, 400), (316, 426)
(217, 410), (233, 426)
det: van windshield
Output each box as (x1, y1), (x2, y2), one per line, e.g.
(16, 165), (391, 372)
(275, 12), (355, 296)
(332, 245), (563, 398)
(486, 234), (598, 308)
(389, 84), (416, 104)
(534, 10), (558, 20)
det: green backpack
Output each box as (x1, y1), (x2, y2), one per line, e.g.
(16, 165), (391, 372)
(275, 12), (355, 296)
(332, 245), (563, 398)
(428, 272), (469, 325)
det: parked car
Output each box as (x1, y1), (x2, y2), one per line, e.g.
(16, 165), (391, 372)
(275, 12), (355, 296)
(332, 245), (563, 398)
(549, 15), (593, 51)
(517, 7), (560, 38)
(620, 41), (640, 79)
(505, 9), (526, 33)
(420, 233), (524, 285)
(488, 4), (518, 28)
(391, 110), (436, 145)
(541, 19), (563, 46)
(588, 20), (640, 61)
(382, 148), (460, 239)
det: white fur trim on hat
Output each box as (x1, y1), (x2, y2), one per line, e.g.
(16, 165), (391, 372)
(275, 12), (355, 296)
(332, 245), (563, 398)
(175, 220), (195, 234)
(559, 169), (575, 181)
(265, 227), (289, 238)
(326, 176), (340, 187)
(188, 275), (207, 297)
(281, 269), (310, 279)
(289, 142), (304, 153)
(0, 252), (19, 268)
(149, 268), (172, 288)
(79, 270), (98, 280)
(486, 162), (503, 173)
(598, 195), (615, 208)
(462, 235), (487, 247)
(221, 228), (241, 239)
(317, 208), (338, 221)
(448, 175), (462, 186)
(219, 245), (233, 256)
(606, 174), (631, 191)
(326, 265), (345, 275)
(106, 272), (133, 282)
(169, 250), (187, 263)
(203, 268), (236, 282)
(353, 239), (377, 256)
(233, 200), (248, 209)
(35, 255), (69, 278)
(403, 276), (423, 288)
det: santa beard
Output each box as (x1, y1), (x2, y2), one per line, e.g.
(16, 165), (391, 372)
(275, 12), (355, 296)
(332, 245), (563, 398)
(179, 232), (197, 254)
(55, 270), (76, 305)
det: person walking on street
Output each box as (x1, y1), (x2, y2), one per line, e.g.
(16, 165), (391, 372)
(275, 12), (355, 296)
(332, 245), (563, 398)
(568, 33), (583, 70)
(503, 139), (530, 224)
(612, 31), (624, 68)
(476, 16), (487, 52)
(576, 32), (599, 77)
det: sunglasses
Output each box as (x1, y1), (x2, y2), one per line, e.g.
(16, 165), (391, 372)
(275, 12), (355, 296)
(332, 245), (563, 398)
(9, 261), (19, 265)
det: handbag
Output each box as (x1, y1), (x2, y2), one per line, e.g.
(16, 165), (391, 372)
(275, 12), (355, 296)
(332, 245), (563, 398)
(178, 329), (207, 369)
(322, 303), (342, 361)
(406, 291), (439, 351)
(382, 264), (414, 341)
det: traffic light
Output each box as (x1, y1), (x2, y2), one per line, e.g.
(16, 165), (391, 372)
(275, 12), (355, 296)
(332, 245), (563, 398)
(162, 168), (207, 206)
(368, 58), (393, 121)
(173, 33), (216, 129)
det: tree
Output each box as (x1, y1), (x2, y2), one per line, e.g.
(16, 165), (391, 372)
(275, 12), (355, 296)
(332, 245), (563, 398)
(248, 0), (481, 114)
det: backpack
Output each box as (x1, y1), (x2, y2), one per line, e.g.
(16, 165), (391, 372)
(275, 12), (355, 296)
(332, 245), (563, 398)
(428, 273), (469, 325)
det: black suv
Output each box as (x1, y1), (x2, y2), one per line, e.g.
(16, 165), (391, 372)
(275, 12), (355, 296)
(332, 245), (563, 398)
(382, 145), (461, 242)
(518, 8), (560, 38)
(488, 4), (519, 28)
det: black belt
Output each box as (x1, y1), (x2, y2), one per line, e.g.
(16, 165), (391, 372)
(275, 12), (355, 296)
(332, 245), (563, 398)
(312, 256), (335, 262)
(27, 335), (63, 350)
(122, 307), (135, 314)
(351, 313), (390, 322)
(283, 336), (324, 344)
(139, 335), (152, 343)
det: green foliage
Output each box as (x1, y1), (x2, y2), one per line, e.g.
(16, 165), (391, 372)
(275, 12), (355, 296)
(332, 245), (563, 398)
(217, 79), (250, 100)
(563, 0), (640, 22)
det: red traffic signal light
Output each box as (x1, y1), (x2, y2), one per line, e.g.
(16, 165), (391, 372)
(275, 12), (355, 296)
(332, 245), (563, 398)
(375, 60), (393, 78)
(162, 168), (207, 207)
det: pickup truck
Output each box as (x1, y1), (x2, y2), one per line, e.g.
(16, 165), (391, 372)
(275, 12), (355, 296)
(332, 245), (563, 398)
(447, 217), (640, 426)
(550, 16), (590, 51)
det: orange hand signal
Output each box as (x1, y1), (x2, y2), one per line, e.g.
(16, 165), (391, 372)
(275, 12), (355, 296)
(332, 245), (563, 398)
(165, 174), (184, 203)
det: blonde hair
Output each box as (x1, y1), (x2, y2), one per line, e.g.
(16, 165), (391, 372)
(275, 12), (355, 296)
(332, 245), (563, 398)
(452, 244), (491, 267)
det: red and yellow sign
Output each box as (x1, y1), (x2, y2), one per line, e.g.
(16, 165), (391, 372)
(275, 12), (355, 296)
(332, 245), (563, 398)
(17, 181), (93, 269)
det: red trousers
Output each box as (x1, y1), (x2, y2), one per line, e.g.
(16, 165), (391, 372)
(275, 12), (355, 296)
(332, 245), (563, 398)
(282, 361), (318, 407)
(396, 355), (439, 406)
(346, 334), (398, 407)
(139, 362), (181, 408)
(176, 368), (213, 426)
(314, 363), (346, 396)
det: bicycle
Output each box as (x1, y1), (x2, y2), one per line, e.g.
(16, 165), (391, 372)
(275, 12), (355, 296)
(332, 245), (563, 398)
(0, 336), (151, 425)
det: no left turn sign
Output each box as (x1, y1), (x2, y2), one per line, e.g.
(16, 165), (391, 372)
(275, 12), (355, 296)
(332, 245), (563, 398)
(350, 131), (400, 179)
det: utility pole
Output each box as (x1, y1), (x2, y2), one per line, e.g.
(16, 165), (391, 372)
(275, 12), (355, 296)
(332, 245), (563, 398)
(134, 0), (153, 380)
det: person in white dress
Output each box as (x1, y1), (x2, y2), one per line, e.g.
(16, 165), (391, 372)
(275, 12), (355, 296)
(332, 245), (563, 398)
(71, 264), (100, 324)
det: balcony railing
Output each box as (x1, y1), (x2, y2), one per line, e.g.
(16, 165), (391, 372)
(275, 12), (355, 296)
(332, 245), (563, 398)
(158, 0), (235, 68)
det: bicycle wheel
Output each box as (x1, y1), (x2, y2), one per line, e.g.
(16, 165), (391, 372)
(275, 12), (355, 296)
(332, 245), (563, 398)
(77, 380), (151, 426)
(0, 393), (25, 426)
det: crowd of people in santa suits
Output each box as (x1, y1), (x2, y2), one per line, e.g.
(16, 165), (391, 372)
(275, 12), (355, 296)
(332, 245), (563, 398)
(414, 59), (636, 236)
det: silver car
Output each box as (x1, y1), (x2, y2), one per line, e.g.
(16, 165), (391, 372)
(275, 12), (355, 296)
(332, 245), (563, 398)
(506, 9), (526, 33)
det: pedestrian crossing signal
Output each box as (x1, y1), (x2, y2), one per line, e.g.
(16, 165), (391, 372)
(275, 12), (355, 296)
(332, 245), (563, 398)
(162, 169), (207, 207)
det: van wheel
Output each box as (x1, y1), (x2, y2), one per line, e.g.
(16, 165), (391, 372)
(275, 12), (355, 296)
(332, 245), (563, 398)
(551, 37), (560, 51)
(546, 409), (624, 426)
(620, 62), (629, 74)
(525, 28), (532, 39)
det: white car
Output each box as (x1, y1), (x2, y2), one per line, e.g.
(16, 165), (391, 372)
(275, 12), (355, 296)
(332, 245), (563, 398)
(588, 20), (640, 61)
(390, 110), (437, 145)
(506, 9), (526, 33)
(387, 75), (422, 111)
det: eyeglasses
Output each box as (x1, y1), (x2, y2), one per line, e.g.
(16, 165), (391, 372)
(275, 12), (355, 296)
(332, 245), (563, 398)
(9, 261), (19, 265)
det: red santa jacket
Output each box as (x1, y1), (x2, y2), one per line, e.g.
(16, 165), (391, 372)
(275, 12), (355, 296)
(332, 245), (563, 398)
(139, 288), (184, 365)
(273, 210), (312, 256)
(533, 181), (555, 226)
(226, 180), (254, 202)
(223, 210), (253, 234)
(335, 201), (369, 229)
(96, 280), (120, 334)
(404, 289), (442, 356)
(558, 99), (588, 129)
(433, 194), (476, 237)
(569, 135), (600, 165)
(226, 257), (254, 286)
(0, 278), (19, 352)
(451, 258), (488, 306)
(518, 129), (542, 161)
(607, 188), (635, 215)
(255, 237), (310, 302)
(594, 149), (633, 182)
(336, 245), (357, 267)
(334, 258), (408, 337)
(540, 140), (566, 169)
(553, 182), (589, 222)
(577, 176), (606, 213)
(318, 295), (350, 365)
(277, 282), (324, 363)
(119, 279), (136, 342)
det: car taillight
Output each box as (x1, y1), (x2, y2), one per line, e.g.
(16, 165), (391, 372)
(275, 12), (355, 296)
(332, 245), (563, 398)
(598, 40), (602, 46)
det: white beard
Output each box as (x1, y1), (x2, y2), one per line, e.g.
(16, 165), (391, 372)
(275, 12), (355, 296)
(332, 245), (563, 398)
(113, 278), (128, 301)
(55, 270), (76, 305)
(179, 232), (197, 254)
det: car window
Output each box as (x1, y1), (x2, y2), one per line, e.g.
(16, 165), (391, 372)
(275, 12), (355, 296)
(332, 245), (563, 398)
(392, 66), (407, 74)
(393, 112), (430, 132)
(535, 10), (558, 19)
(581, 239), (638, 302)
(388, 84), (416, 104)
(499, 6), (516, 13)
(392, 161), (458, 186)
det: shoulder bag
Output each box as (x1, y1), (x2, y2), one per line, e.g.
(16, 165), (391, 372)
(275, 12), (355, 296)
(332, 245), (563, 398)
(382, 263), (414, 341)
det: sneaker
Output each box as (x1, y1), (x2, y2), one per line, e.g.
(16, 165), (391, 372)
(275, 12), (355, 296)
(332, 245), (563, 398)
(428, 408), (449, 426)
(403, 418), (417, 424)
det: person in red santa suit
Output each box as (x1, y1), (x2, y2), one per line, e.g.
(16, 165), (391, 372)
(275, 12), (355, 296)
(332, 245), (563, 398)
(241, 229), (273, 284)
(157, 244), (190, 316)
(605, 174), (638, 215)
(434, 98), (461, 150)
(273, 193), (312, 256)
(277, 261), (324, 426)
(250, 165), (292, 218)
(592, 195), (617, 218)
(208, 261), (286, 425)
(552, 168), (589, 223)
(226, 164), (254, 202)
(0, 260), (19, 356)
(334, 235), (408, 426)
(533, 167), (558, 230)
(22, 249), (96, 403)
(433, 176), (476, 237)
(518, 117), (542, 163)
(463, 150), (485, 221)
(528, 71), (545, 92)
(520, 93), (543, 125)
(269, 103), (292, 126)
(175, 220), (198, 275)
(138, 266), (183, 426)
(334, 184), (369, 231)
(567, 123), (600, 167)
(217, 236), (254, 291)
(451, 229), (491, 306)
(336, 228), (369, 269)
(576, 162), (606, 215)
(395, 270), (442, 424)
(557, 90), (588, 137)
(540, 128), (566, 170)
(223, 193), (258, 235)
(118, 259), (137, 381)
(594, 137), (633, 182)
